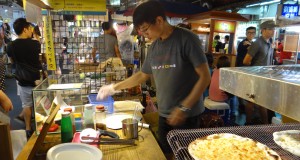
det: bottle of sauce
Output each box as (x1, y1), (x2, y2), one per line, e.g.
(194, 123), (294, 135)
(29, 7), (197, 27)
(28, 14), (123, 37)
(61, 112), (73, 143)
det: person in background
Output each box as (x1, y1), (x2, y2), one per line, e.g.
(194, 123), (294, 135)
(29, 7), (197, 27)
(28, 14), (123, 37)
(1, 23), (12, 45)
(7, 18), (43, 138)
(96, 1), (210, 159)
(0, 57), (5, 91)
(92, 22), (121, 63)
(0, 50), (12, 112)
(223, 35), (230, 54)
(32, 25), (41, 43)
(212, 35), (223, 52)
(209, 56), (232, 102)
(243, 20), (277, 125)
(236, 27), (256, 66)
(0, 25), (4, 54)
(235, 26), (256, 113)
(32, 24), (48, 78)
(1, 23), (13, 78)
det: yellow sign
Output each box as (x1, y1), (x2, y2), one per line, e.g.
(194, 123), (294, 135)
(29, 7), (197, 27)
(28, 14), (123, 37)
(43, 16), (57, 71)
(214, 20), (236, 33)
(42, 0), (106, 12)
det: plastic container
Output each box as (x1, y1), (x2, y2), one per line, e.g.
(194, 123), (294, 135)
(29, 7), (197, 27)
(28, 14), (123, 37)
(88, 94), (114, 114)
(74, 112), (83, 131)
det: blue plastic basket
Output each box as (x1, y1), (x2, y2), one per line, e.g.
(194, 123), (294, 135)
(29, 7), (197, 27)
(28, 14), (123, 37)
(88, 94), (114, 114)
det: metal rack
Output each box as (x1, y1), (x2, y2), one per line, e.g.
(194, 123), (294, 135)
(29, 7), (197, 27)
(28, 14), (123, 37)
(167, 123), (300, 160)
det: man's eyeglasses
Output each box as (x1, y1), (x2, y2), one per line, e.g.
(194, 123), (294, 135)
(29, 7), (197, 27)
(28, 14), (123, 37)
(138, 24), (152, 34)
(247, 32), (256, 35)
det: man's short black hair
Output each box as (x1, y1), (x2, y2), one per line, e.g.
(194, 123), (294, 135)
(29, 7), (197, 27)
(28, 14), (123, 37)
(246, 26), (256, 31)
(102, 22), (111, 31)
(13, 18), (31, 35)
(133, 1), (166, 28)
(214, 35), (220, 40)
(225, 35), (230, 40)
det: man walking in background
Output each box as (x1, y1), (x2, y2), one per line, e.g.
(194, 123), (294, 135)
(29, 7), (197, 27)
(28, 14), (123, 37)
(7, 18), (43, 138)
(92, 22), (121, 63)
(243, 20), (277, 125)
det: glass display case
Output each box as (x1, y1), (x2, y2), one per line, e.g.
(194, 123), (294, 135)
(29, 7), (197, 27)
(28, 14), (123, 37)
(33, 74), (87, 135)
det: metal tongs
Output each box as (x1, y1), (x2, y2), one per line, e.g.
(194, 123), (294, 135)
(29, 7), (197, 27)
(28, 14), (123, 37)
(81, 129), (136, 146)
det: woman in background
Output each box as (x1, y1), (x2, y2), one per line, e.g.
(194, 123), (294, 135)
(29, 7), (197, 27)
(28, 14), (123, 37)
(209, 56), (231, 102)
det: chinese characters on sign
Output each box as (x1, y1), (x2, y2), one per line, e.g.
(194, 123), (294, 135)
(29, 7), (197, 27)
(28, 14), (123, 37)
(45, 0), (106, 12)
(282, 4), (299, 18)
(43, 16), (57, 71)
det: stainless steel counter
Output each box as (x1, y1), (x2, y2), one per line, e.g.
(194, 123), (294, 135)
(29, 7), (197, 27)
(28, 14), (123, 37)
(220, 65), (300, 121)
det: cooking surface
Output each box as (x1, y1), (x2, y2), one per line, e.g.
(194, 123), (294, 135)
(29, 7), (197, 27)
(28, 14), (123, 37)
(167, 124), (300, 160)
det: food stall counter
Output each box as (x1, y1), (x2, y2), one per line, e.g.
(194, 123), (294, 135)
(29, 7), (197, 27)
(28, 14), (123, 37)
(17, 111), (166, 160)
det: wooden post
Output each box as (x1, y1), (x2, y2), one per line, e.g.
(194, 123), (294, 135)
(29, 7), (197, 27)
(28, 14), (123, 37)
(0, 123), (13, 160)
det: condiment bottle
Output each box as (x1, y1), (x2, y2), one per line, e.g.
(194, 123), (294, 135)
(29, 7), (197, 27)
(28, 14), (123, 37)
(83, 104), (94, 128)
(94, 105), (106, 130)
(61, 112), (73, 143)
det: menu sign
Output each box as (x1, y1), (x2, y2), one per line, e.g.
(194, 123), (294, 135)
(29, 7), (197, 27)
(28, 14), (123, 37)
(43, 16), (57, 71)
(214, 20), (236, 33)
(42, 0), (106, 12)
(281, 4), (299, 18)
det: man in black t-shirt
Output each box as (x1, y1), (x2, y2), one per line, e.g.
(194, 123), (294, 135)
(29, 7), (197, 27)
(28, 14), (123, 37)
(236, 27), (256, 67)
(7, 18), (42, 138)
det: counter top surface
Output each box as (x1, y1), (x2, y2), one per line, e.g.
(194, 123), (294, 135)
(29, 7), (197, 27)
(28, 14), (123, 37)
(17, 112), (166, 160)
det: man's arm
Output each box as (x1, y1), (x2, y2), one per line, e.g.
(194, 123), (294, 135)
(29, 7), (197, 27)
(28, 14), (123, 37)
(114, 45), (122, 59)
(168, 63), (211, 126)
(114, 71), (150, 90)
(243, 54), (253, 66)
(97, 71), (150, 100)
(0, 91), (13, 112)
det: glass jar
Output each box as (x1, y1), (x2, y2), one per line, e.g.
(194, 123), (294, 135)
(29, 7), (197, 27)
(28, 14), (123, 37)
(83, 104), (94, 128)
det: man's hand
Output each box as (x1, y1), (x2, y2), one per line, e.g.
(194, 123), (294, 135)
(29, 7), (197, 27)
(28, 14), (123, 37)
(243, 40), (251, 46)
(97, 84), (116, 100)
(167, 107), (187, 126)
(0, 91), (13, 112)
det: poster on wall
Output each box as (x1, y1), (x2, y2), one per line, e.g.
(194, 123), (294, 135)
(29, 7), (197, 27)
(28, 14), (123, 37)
(284, 33), (300, 52)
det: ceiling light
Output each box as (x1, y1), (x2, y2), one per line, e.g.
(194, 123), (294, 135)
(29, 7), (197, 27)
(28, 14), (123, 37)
(246, 0), (280, 8)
